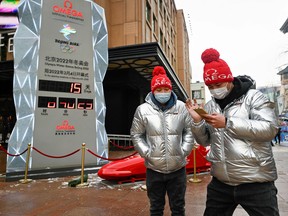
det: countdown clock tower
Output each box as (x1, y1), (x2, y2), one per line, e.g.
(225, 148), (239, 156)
(7, 0), (108, 175)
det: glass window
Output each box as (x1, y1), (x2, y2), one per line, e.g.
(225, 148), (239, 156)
(153, 15), (157, 33)
(192, 90), (202, 99)
(146, 1), (151, 24)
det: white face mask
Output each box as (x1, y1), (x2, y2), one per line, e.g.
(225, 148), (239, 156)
(154, 92), (171, 104)
(209, 84), (230, 99)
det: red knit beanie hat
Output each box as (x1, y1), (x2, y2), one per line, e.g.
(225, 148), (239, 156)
(151, 66), (172, 93)
(201, 48), (234, 85)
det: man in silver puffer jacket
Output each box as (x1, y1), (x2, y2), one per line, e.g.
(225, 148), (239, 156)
(186, 48), (279, 216)
(131, 66), (194, 216)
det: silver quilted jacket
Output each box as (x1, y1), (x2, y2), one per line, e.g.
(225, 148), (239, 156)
(130, 92), (194, 174)
(192, 88), (278, 185)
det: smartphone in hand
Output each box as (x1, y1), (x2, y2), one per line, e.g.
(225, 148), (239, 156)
(193, 108), (208, 116)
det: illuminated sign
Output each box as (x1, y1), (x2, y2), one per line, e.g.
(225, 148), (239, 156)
(39, 80), (82, 94)
(37, 96), (93, 110)
(0, 0), (20, 14)
(0, 0), (20, 29)
(0, 30), (14, 61)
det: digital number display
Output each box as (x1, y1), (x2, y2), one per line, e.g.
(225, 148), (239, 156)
(59, 98), (76, 109)
(77, 99), (93, 110)
(37, 96), (93, 110)
(39, 79), (81, 94)
(38, 96), (57, 108)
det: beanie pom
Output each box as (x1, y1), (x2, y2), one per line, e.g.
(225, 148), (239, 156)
(152, 66), (166, 77)
(201, 48), (234, 85)
(151, 66), (172, 92)
(201, 48), (220, 64)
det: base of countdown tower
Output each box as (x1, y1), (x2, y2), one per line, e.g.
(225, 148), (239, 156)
(5, 165), (103, 182)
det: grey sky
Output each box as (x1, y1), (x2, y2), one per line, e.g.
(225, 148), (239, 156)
(175, 0), (288, 88)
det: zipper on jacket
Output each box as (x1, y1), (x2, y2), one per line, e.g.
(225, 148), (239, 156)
(162, 111), (169, 172)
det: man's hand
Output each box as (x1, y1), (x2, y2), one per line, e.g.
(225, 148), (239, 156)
(202, 113), (226, 128)
(185, 99), (226, 128)
(185, 99), (203, 123)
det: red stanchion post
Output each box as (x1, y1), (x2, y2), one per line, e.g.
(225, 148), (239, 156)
(19, 143), (33, 184)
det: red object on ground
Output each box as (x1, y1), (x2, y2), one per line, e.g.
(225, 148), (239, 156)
(97, 145), (211, 182)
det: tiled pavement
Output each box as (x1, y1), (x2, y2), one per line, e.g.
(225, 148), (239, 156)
(0, 144), (288, 216)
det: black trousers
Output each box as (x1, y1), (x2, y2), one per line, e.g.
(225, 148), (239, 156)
(204, 177), (279, 216)
(146, 167), (186, 216)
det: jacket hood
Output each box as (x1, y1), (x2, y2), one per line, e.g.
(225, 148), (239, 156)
(237, 75), (256, 89)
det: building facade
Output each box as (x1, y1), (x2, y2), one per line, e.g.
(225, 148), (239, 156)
(0, 0), (192, 144)
(190, 81), (206, 106)
(97, 0), (192, 135)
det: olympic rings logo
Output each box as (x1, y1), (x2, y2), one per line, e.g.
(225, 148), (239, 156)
(60, 44), (75, 53)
